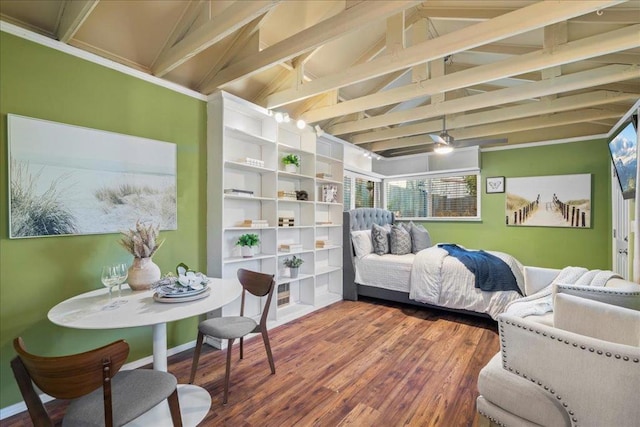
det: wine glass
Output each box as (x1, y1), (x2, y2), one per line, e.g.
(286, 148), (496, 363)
(113, 263), (129, 306)
(101, 265), (119, 310)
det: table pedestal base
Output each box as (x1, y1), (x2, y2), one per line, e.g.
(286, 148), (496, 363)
(125, 384), (211, 427)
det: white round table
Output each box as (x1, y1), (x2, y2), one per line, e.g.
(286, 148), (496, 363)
(48, 278), (242, 426)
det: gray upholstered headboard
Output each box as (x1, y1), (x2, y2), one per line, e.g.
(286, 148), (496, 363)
(342, 208), (395, 300)
(347, 208), (395, 231)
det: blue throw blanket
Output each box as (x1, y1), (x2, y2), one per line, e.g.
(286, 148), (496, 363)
(438, 244), (522, 295)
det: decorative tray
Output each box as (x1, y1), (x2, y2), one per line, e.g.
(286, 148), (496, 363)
(153, 288), (211, 304)
(156, 285), (208, 298)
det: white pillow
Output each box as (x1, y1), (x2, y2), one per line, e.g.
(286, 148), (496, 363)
(351, 230), (373, 258)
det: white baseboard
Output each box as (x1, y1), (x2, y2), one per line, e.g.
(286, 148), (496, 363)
(0, 340), (198, 420)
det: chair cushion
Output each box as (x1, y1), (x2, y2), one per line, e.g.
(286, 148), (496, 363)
(63, 369), (177, 427)
(199, 316), (257, 339)
(477, 353), (570, 427)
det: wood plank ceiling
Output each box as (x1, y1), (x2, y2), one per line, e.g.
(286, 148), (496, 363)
(1, 0), (639, 157)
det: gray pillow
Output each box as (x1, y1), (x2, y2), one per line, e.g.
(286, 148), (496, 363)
(409, 222), (431, 253)
(390, 224), (412, 255)
(371, 223), (390, 255)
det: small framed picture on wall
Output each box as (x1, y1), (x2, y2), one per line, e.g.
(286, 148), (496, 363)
(486, 176), (505, 194)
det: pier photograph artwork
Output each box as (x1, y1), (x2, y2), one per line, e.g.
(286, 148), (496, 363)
(506, 174), (591, 228)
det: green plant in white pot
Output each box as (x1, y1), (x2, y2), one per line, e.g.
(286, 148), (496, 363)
(282, 154), (300, 173)
(236, 233), (260, 258)
(283, 255), (304, 278)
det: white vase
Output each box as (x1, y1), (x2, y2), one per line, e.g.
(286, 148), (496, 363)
(285, 163), (297, 173)
(241, 246), (254, 258)
(290, 267), (299, 278)
(128, 257), (161, 291)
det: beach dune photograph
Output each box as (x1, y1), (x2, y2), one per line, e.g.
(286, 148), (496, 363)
(8, 114), (177, 239)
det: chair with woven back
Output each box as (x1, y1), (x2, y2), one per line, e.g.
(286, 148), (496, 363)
(189, 268), (276, 404)
(11, 337), (182, 427)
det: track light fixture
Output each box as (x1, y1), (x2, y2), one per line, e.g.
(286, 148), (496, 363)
(273, 111), (291, 123)
(296, 119), (306, 130)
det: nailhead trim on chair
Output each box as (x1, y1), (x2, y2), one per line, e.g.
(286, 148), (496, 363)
(499, 318), (640, 427)
(478, 410), (507, 427)
(559, 285), (640, 296)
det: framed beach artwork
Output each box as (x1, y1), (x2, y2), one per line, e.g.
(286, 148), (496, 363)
(8, 114), (177, 239)
(506, 173), (591, 228)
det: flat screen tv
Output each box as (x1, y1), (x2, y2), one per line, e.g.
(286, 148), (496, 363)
(608, 116), (637, 200)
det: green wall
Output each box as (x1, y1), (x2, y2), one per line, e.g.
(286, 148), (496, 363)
(0, 31), (614, 411)
(0, 33), (207, 408)
(422, 141), (611, 269)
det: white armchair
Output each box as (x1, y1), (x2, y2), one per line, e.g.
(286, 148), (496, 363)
(477, 293), (640, 427)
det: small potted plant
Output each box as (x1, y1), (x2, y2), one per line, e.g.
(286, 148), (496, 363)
(282, 154), (300, 173)
(236, 233), (260, 258)
(283, 255), (304, 278)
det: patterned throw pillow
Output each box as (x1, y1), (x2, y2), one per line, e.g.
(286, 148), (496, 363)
(409, 222), (432, 253)
(371, 223), (390, 255)
(390, 224), (412, 255)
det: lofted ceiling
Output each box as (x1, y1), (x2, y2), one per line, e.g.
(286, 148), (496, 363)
(1, 0), (639, 157)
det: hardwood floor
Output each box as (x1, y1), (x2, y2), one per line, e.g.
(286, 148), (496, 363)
(3, 298), (499, 426)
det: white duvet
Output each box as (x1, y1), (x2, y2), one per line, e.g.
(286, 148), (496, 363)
(409, 245), (525, 319)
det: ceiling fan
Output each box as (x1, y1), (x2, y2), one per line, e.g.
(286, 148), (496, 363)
(429, 116), (508, 154)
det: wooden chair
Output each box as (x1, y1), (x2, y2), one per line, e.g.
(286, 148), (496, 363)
(11, 337), (182, 427)
(189, 268), (276, 404)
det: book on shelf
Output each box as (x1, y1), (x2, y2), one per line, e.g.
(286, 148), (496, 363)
(278, 217), (295, 227)
(224, 188), (254, 197)
(277, 283), (290, 307)
(279, 243), (303, 252)
(315, 221), (333, 225)
(240, 219), (269, 228)
(242, 157), (264, 168)
(277, 190), (298, 200)
(316, 172), (333, 179)
(315, 240), (329, 248)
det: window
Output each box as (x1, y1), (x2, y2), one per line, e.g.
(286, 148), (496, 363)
(343, 173), (380, 210)
(385, 174), (479, 219)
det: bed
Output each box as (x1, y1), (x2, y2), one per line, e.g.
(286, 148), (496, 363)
(342, 208), (526, 319)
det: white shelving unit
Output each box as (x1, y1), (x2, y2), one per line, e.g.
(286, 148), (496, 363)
(206, 91), (344, 338)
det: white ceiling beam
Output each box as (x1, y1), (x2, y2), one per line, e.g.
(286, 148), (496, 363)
(469, 43), (640, 66)
(154, 0), (207, 64)
(196, 14), (265, 91)
(352, 91), (640, 144)
(541, 22), (568, 101)
(153, 0), (280, 77)
(329, 64), (639, 135)
(469, 43), (639, 66)
(201, 0), (422, 92)
(252, 68), (298, 106)
(386, 122), (612, 155)
(56, 0), (99, 43)
(308, 23), (640, 125)
(386, 11), (406, 53)
(351, 9), (422, 67)
(417, 5), (639, 24)
(267, 0), (624, 109)
(411, 19), (429, 82)
(371, 108), (627, 152)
